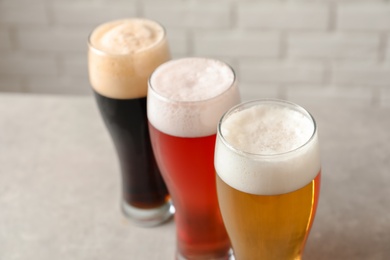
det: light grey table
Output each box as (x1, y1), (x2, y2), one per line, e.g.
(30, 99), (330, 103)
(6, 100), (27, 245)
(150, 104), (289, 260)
(0, 93), (389, 260)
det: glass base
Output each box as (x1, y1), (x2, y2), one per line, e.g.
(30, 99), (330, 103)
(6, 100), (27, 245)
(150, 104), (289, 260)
(121, 200), (174, 227)
(176, 248), (234, 260)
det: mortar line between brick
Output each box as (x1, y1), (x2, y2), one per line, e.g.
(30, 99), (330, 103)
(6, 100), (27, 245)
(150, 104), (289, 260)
(9, 25), (19, 52)
(230, 2), (238, 29)
(136, 0), (144, 17)
(378, 32), (388, 63)
(187, 29), (194, 56)
(278, 85), (286, 100)
(280, 31), (287, 60)
(323, 60), (332, 86)
(371, 86), (380, 108)
(328, 2), (336, 32)
(44, 0), (55, 27)
(21, 76), (30, 93)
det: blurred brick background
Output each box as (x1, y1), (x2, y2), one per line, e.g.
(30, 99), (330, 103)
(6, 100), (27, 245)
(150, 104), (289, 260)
(0, 0), (389, 106)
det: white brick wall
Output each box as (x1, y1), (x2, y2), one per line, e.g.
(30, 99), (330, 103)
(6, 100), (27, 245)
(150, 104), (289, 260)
(0, 53), (57, 76)
(193, 31), (280, 58)
(16, 27), (90, 53)
(0, 0), (389, 107)
(332, 62), (390, 87)
(338, 3), (390, 31)
(49, 1), (138, 26)
(0, 29), (12, 51)
(144, 2), (231, 29)
(387, 36), (390, 61)
(287, 32), (380, 60)
(0, 0), (48, 25)
(381, 86), (390, 107)
(239, 60), (324, 84)
(238, 3), (329, 30)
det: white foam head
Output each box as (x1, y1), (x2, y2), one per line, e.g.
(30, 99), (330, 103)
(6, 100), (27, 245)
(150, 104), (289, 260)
(147, 57), (241, 137)
(88, 18), (170, 99)
(215, 99), (321, 195)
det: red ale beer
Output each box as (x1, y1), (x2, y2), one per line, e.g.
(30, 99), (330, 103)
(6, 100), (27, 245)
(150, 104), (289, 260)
(215, 100), (321, 260)
(147, 58), (240, 259)
(88, 19), (172, 226)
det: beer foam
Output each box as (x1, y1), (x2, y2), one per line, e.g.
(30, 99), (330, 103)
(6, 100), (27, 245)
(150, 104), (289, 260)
(215, 101), (321, 195)
(147, 58), (240, 137)
(88, 18), (170, 99)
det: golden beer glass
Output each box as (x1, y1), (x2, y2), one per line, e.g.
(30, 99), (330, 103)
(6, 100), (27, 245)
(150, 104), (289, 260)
(215, 99), (321, 260)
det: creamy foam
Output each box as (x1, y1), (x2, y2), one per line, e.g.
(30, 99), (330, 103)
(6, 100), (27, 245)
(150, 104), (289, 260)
(88, 18), (170, 99)
(147, 57), (240, 137)
(215, 100), (321, 195)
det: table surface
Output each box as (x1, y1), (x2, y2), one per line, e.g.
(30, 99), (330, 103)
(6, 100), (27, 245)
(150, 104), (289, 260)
(0, 93), (389, 260)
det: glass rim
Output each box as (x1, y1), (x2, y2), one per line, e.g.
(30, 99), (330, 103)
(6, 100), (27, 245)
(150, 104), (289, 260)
(217, 98), (318, 158)
(147, 57), (237, 105)
(87, 18), (167, 57)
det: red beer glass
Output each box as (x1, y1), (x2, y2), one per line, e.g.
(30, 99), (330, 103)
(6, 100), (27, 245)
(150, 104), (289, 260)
(147, 58), (240, 259)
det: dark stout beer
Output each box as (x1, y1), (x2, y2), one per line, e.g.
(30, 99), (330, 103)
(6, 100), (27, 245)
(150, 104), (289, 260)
(88, 18), (172, 226)
(94, 94), (169, 209)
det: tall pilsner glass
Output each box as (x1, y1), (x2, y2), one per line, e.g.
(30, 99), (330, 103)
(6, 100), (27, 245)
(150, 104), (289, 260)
(88, 18), (172, 226)
(147, 58), (241, 259)
(215, 99), (321, 260)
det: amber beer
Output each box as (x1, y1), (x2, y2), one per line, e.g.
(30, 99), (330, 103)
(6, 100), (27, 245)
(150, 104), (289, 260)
(215, 100), (321, 260)
(147, 58), (240, 259)
(88, 19), (172, 226)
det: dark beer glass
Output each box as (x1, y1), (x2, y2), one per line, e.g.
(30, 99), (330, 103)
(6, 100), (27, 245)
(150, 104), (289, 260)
(147, 58), (241, 259)
(88, 18), (172, 226)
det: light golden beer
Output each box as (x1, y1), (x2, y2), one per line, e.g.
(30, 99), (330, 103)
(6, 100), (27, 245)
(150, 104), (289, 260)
(215, 99), (321, 260)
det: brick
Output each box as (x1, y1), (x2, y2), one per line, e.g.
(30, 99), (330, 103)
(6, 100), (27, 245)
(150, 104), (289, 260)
(285, 85), (373, 108)
(62, 54), (88, 78)
(166, 29), (188, 57)
(50, 1), (137, 26)
(239, 83), (280, 102)
(380, 87), (390, 107)
(144, 2), (230, 29)
(338, 3), (390, 31)
(193, 31), (280, 58)
(0, 53), (57, 77)
(0, 29), (12, 51)
(238, 2), (328, 30)
(16, 27), (90, 53)
(331, 62), (390, 87)
(0, 0), (48, 25)
(26, 76), (92, 95)
(239, 60), (324, 85)
(0, 77), (23, 93)
(387, 36), (390, 61)
(288, 32), (380, 59)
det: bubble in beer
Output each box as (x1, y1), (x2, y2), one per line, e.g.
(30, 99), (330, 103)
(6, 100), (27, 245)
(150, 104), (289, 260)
(88, 18), (169, 99)
(222, 105), (314, 155)
(215, 101), (321, 195)
(150, 58), (235, 102)
(91, 19), (164, 55)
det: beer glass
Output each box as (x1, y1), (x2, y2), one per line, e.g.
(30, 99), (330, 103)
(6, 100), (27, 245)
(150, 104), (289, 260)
(215, 99), (321, 260)
(88, 18), (173, 226)
(147, 57), (240, 259)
